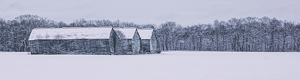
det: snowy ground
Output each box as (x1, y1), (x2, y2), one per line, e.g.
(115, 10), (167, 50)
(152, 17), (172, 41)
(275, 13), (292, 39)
(0, 51), (300, 80)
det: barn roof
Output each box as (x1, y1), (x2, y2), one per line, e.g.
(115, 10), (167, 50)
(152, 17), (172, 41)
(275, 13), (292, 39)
(113, 28), (136, 39)
(28, 27), (113, 40)
(137, 29), (153, 39)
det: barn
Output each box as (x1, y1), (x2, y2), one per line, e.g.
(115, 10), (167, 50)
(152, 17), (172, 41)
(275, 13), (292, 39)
(114, 28), (141, 55)
(137, 29), (159, 54)
(28, 27), (117, 55)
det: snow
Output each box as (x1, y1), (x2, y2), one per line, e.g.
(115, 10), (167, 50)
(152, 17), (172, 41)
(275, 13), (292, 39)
(28, 27), (112, 40)
(114, 28), (136, 39)
(1, 51), (300, 80)
(138, 29), (153, 39)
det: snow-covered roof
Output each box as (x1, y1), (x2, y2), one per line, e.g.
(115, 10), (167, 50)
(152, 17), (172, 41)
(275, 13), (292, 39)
(137, 29), (153, 39)
(29, 27), (112, 40)
(114, 28), (136, 39)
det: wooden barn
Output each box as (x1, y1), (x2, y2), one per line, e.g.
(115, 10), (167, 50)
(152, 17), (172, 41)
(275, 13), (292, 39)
(28, 27), (117, 55)
(137, 29), (159, 54)
(114, 28), (141, 55)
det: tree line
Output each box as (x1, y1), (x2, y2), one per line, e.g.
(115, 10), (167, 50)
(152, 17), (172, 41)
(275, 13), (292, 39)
(0, 14), (300, 52)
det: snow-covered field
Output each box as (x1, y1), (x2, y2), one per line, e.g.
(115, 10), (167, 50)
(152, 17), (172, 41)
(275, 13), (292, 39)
(1, 51), (300, 80)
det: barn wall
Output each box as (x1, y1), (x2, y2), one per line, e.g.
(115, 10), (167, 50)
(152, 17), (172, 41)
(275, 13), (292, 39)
(141, 39), (150, 53)
(29, 40), (39, 54)
(115, 36), (123, 55)
(123, 39), (133, 52)
(132, 30), (141, 54)
(109, 29), (117, 54)
(29, 39), (111, 54)
(114, 39), (133, 55)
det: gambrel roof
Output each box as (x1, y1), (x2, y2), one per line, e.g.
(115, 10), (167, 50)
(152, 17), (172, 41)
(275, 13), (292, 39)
(114, 28), (137, 39)
(137, 29), (153, 39)
(28, 27), (113, 40)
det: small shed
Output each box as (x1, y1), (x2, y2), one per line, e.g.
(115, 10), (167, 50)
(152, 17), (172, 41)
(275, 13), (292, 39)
(114, 28), (141, 54)
(137, 29), (159, 54)
(28, 27), (117, 54)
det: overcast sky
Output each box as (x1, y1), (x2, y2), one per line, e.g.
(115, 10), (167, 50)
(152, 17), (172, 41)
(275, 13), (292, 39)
(0, 0), (299, 26)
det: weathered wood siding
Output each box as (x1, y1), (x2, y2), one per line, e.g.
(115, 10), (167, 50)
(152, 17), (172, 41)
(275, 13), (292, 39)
(115, 38), (133, 55)
(132, 30), (141, 54)
(141, 39), (150, 53)
(29, 39), (111, 54)
(123, 39), (133, 52)
(29, 40), (39, 54)
(115, 36), (124, 55)
(109, 29), (117, 54)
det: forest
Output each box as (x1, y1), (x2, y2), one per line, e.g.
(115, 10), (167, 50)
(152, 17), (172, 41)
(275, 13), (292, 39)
(1, 14), (300, 52)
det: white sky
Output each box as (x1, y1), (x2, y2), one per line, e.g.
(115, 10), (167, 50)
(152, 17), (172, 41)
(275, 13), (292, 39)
(0, 0), (299, 26)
